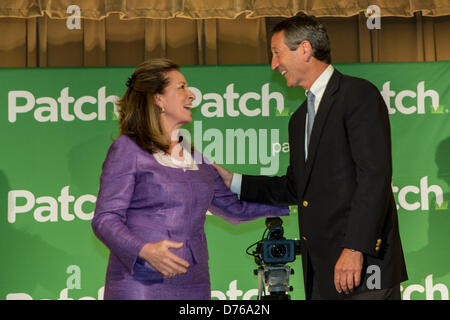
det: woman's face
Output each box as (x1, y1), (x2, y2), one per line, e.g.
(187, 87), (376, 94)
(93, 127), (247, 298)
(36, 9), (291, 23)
(156, 70), (195, 134)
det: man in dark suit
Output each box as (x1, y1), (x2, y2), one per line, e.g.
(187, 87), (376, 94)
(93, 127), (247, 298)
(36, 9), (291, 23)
(212, 13), (408, 299)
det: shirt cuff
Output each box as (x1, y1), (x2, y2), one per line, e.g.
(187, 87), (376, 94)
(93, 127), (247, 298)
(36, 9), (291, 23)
(230, 173), (242, 195)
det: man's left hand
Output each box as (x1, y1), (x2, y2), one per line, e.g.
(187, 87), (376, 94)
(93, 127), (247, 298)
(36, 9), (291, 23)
(334, 248), (364, 294)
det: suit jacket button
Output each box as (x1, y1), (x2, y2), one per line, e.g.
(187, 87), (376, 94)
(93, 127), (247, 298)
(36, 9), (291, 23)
(303, 201), (309, 207)
(375, 246), (380, 251)
(301, 236), (307, 241)
(376, 239), (382, 245)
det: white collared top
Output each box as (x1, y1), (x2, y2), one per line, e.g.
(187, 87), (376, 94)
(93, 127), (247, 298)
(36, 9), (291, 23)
(153, 146), (199, 171)
(304, 64), (335, 158)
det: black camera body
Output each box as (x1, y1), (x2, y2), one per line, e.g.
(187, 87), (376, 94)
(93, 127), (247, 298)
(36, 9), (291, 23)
(255, 219), (301, 265)
(262, 238), (299, 264)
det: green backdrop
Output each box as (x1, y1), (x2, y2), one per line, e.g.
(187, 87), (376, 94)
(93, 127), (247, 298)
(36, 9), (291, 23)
(1, 61), (449, 300)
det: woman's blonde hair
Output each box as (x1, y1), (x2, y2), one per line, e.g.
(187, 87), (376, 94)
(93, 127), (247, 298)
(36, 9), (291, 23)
(117, 58), (179, 154)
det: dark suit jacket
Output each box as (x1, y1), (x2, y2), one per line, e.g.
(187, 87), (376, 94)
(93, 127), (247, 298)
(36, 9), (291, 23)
(241, 69), (408, 299)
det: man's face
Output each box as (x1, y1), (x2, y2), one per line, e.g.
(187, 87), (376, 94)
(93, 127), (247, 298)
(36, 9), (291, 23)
(271, 31), (305, 88)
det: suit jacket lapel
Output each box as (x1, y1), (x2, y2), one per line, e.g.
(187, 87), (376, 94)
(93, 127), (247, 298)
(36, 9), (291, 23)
(298, 101), (307, 164)
(301, 70), (341, 193)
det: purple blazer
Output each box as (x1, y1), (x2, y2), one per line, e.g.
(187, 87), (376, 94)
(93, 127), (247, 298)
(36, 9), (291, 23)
(92, 135), (289, 300)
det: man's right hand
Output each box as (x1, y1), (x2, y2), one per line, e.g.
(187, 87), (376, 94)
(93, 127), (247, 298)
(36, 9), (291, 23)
(211, 162), (233, 188)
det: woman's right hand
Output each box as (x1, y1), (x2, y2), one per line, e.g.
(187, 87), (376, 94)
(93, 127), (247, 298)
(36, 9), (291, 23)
(138, 240), (190, 277)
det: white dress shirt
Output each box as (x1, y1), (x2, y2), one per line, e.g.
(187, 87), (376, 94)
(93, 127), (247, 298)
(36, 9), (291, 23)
(230, 65), (335, 195)
(304, 64), (335, 158)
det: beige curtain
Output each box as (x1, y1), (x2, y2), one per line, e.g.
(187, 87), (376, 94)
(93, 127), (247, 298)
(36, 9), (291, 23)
(1, 0), (449, 19)
(0, 13), (269, 67)
(0, 1), (449, 67)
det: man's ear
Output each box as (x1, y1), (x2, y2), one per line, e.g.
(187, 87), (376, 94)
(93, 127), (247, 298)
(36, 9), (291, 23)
(302, 41), (313, 62)
(295, 40), (313, 62)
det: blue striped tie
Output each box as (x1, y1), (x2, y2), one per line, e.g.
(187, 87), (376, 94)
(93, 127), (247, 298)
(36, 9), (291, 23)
(307, 91), (316, 146)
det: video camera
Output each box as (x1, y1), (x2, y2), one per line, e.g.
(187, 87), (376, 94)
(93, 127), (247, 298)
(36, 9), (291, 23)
(247, 217), (301, 300)
(258, 218), (301, 265)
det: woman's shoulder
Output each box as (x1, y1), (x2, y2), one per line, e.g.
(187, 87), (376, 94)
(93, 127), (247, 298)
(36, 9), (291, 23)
(190, 147), (214, 167)
(113, 134), (136, 146)
(109, 134), (142, 155)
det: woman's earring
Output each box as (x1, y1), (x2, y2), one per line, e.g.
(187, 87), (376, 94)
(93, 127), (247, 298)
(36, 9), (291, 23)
(160, 106), (165, 113)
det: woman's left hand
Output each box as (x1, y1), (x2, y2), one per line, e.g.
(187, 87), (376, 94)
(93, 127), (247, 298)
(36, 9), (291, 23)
(139, 240), (190, 277)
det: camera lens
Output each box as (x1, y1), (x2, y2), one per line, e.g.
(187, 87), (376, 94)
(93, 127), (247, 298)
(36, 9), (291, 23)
(270, 244), (287, 258)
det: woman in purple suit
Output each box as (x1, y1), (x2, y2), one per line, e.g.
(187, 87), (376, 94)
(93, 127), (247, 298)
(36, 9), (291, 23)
(92, 58), (289, 300)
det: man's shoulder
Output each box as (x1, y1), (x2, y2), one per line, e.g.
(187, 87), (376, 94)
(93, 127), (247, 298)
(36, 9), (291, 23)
(335, 69), (378, 92)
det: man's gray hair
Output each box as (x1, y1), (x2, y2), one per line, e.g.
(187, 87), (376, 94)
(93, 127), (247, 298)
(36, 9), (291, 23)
(272, 13), (331, 64)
